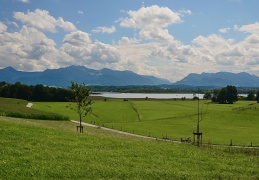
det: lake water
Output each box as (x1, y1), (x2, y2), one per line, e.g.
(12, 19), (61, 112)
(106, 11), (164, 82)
(93, 92), (248, 99)
(93, 92), (205, 99)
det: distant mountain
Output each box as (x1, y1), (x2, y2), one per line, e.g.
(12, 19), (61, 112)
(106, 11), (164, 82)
(0, 66), (171, 87)
(174, 72), (259, 87)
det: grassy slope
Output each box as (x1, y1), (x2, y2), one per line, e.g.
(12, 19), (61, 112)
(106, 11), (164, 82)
(33, 99), (259, 146)
(0, 97), (41, 114)
(0, 97), (68, 120)
(1, 116), (259, 179)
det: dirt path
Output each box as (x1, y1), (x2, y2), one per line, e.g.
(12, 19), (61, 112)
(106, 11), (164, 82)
(70, 120), (159, 140)
(70, 120), (259, 149)
(26, 103), (33, 108)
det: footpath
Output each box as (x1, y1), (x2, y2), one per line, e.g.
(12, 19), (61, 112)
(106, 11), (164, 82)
(70, 120), (259, 149)
(26, 103), (33, 108)
(70, 120), (159, 140)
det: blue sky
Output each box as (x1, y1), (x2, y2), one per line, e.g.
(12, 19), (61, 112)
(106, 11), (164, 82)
(0, 0), (258, 82)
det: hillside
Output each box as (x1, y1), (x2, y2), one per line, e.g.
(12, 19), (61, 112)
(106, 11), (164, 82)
(1, 116), (259, 179)
(0, 66), (171, 87)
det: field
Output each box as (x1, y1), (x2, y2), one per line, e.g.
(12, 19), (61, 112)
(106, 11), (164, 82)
(32, 98), (259, 146)
(0, 97), (68, 120)
(1, 116), (259, 179)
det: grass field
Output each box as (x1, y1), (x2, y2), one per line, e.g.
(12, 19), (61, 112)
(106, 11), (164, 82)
(0, 97), (68, 120)
(32, 98), (259, 146)
(1, 116), (259, 179)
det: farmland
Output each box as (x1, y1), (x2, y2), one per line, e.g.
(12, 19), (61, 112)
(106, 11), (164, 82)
(32, 98), (259, 146)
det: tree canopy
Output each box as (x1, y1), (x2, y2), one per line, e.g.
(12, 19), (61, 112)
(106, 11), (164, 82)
(0, 81), (73, 102)
(212, 85), (238, 104)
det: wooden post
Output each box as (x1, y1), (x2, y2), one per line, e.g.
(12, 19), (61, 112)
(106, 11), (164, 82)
(77, 126), (83, 133)
(193, 132), (202, 146)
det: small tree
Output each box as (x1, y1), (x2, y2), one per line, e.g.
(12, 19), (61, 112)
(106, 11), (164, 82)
(69, 81), (92, 133)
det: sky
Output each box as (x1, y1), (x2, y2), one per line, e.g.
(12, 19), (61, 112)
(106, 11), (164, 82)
(0, 0), (259, 82)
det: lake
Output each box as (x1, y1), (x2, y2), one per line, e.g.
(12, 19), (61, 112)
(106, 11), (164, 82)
(93, 92), (205, 99)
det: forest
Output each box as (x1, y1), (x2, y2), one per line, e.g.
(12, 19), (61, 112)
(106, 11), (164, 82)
(0, 81), (73, 102)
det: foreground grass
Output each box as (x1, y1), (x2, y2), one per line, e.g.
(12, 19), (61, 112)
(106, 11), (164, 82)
(33, 99), (259, 146)
(1, 116), (259, 179)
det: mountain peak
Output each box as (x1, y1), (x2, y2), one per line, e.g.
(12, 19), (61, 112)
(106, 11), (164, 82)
(2, 66), (17, 72)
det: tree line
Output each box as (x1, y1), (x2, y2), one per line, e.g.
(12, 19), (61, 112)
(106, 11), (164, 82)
(203, 85), (259, 103)
(1, 81), (259, 103)
(0, 81), (74, 102)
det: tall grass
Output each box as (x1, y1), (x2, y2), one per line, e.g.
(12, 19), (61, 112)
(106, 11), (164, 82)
(1, 116), (259, 179)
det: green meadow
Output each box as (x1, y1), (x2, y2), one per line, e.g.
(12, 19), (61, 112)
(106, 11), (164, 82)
(1, 97), (259, 179)
(32, 98), (259, 146)
(0, 97), (68, 120)
(1, 116), (259, 179)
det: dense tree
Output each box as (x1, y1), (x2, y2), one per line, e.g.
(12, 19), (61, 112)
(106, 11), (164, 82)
(0, 81), (73, 102)
(217, 87), (228, 104)
(255, 90), (259, 102)
(246, 90), (255, 100)
(215, 85), (238, 104)
(203, 91), (212, 100)
(226, 85), (238, 104)
(69, 81), (92, 133)
(211, 89), (220, 102)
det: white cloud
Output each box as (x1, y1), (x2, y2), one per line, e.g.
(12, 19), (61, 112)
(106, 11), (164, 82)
(61, 31), (120, 67)
(0, 26), (63, 71)
(92, 26), (116, 34)
(219, 27), (230, 33)
(238, 22), (259, 35)
(0, 22), (7, 33)
(179, 9), (192, 16)
(90, 41), (120, 64)
(14, 9), (76, 32)
(120, 5), (181, 43)
(63, 30), (91, 45)
(120, 5), (181, 29)
(233, 25), (239, 31)
(19, 0), (29, 3)
(192, 34), (234, 48)
(61, 31), (92, 62)
(78, 11), (84, 14)
(139, 28), (174, 42)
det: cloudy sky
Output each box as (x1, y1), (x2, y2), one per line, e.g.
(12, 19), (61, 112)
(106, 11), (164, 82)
(0, 0), (258, 82)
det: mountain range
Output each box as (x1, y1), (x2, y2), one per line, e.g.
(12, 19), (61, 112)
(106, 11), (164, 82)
(174, 72), (259, 87)
(1, 66), (259, 87)
(0, 66), (171, 87)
